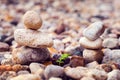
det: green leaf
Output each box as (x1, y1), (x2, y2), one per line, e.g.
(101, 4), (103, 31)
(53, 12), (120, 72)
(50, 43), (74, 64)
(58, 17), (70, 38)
(56, 53), (70, 65)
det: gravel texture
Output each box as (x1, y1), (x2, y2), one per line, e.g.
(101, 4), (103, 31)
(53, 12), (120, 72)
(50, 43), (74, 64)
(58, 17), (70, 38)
(0, 0), (120, 80)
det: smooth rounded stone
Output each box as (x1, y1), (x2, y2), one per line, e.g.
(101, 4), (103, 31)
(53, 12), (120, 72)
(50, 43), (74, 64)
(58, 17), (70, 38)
(81, 77), (95, 80)
(1, 53), (13, 65)
(69, 55), (84, 67)
(107, 69), (120, 80)
(64, 44), (78, 53)
(54, 22), (66, 34)
(86, 61), (99, 69)
(49, 77), (62, 80)
(0, 42), (9, 52)
(14, 29), (53, 48)
(10, 74), (41, 80)
(64, 67), (88, 79)
(95, 64), (113, 73)
(23, 10), (42, 30)
(17, 70), (30, 75)
(102, 49), (120, 65)
(53, 39), (64, 51)
(29, 63), (45, 76)
(0, 71), (16, 80)
(87, 69), (107, 80)
(79, 37), (102, 49)
(102, 38), (118, 48)
(1, 58), (13, 65)
(83, 49), (103, 63)
(83, 21), (104, 41)
(66, 46), (83, 56)
(12, 46), (50, 64)
(44, 65), (64, 79)
(0, 52), (11, 64)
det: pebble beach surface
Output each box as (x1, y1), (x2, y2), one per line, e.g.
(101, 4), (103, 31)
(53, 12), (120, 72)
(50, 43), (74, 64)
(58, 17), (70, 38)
(0, 0), (120, 80)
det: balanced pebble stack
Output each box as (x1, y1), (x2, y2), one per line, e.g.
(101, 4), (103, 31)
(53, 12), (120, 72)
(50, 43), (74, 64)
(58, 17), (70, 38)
(12, 10), (53, 64)
(79, 22), (105, 63)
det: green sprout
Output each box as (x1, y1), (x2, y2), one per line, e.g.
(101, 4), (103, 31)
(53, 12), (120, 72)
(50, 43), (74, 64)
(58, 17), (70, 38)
(56, 53), (70, 65)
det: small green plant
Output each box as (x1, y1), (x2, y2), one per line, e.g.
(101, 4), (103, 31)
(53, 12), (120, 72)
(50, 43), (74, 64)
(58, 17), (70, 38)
(56, 53), (70, 65)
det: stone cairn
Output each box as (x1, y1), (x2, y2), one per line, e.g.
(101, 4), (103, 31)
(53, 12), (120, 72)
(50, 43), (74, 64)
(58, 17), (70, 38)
(13, 10), (53, 64)
(79, 22), (105, 63)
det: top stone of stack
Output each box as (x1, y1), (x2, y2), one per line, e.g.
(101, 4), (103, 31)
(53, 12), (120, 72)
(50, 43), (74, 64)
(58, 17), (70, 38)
(80, 21), (105, 49)
(23, 10), (42, 30)
(83, 21), (104, 41)
(14, 10), (53, 48)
